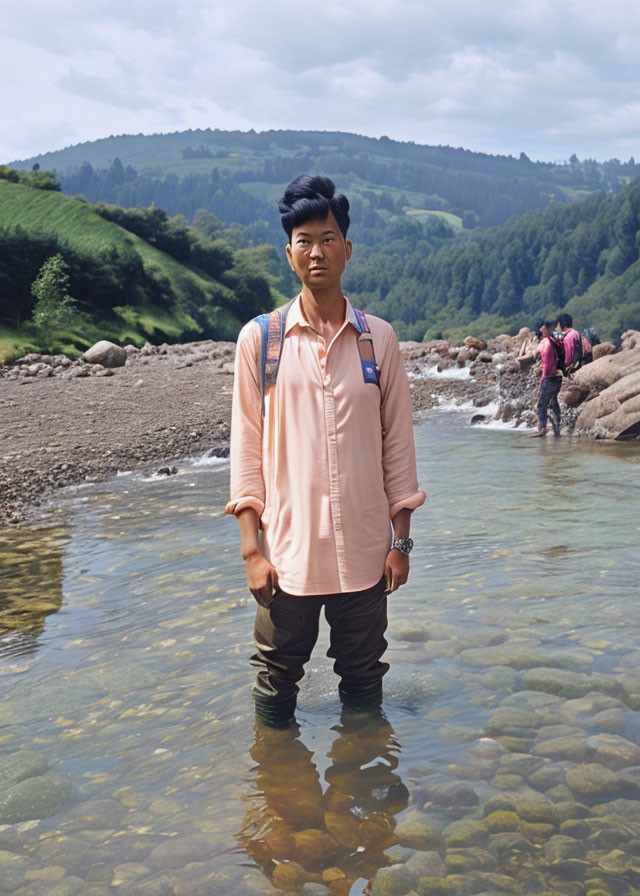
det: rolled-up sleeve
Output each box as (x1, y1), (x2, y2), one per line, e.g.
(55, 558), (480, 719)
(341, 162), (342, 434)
(379, 327), (426, 519)
(224, 322), (265, 518)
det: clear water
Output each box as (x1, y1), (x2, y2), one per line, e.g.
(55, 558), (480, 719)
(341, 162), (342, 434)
(1, 414), (640, 895)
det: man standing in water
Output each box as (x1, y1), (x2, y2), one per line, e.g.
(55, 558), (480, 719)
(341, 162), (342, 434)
(518, 320), (562, 437)
(226, 175), (425, 727)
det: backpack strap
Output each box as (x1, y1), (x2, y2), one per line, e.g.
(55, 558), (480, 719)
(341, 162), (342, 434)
(255, 300), (293, 415)
(255, 301), (379, 415)
(351, 308), (380, 388)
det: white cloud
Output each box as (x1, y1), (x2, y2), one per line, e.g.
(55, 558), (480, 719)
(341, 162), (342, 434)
(1, 0), (640, 162)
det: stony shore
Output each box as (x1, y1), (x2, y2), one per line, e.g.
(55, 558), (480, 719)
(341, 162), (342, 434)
(2, 327), (639, 527)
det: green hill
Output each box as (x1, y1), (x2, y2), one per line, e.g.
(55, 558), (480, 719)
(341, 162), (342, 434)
(11, 129), (638, 236)
(350, 177), (640, 342)
(0, 172), (273, 363)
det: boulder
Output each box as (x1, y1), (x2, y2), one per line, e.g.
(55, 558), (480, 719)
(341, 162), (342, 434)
(82, 341), (127, 368)
(513, 327), (537, 355)
(457, 346), (478, 363)
(621, 329), (640, 351)
(560, 382), (589, 408)
(574, 371), (640, 439)
(571, 347), (640, 394)
(423, 339), (451, 357)
(487, 334), (514, 353)
(464, 336), (488, 351)
(592, 341), (616, 360)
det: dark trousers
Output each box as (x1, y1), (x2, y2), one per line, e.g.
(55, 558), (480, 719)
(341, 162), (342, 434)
(538, 375), (562, 434)
(251, 576), (389, 725)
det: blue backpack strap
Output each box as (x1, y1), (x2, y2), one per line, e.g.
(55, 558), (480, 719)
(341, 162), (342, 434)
(255, 301), (293, 415)
(352, 308), (380, 388)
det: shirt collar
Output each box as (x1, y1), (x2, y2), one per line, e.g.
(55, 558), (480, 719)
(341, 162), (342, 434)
(285, 294), (358, 334)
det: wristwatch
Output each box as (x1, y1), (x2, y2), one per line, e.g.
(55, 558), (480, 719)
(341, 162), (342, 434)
(391, 537), (414, 556)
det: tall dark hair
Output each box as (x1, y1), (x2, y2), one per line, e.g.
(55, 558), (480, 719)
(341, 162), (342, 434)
(557, 312), (573, 329)
(278, 175), (350, 241)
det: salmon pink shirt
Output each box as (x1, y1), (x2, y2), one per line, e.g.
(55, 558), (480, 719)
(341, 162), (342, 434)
(225, 296), (426, 596)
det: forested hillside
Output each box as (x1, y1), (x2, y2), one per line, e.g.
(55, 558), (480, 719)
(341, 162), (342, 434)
(350, 177), (640, 342)
(7, 130), (640, 347)
(13, 129), (638, 237)
(0, 168), (274, 362)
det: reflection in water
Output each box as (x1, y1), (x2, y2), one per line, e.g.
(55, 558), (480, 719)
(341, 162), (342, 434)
(0, 525), (68, 662)
(239, 711), (409, 891)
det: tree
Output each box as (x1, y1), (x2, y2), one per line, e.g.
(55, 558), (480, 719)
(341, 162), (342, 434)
(30, 254), (79, 336)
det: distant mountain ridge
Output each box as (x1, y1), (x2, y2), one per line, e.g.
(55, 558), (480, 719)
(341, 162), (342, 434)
(11, 128), (638, 232)
(6, 130), (640, 345)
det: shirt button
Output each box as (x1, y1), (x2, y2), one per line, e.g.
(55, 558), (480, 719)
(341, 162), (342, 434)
(323, 375), (330, 386)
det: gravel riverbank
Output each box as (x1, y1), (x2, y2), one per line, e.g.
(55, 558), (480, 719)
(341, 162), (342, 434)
(1, 339), (493, 527)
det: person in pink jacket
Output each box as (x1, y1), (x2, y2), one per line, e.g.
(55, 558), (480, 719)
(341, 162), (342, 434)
(226, 175), (425, 727)
(556, 312), (581, 368)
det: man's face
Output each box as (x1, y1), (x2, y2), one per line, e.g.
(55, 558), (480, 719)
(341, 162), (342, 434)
(286, 211), (352, 292)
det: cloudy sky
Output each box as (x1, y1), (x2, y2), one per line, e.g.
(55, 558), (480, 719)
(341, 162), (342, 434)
(2, 0), (640, 164)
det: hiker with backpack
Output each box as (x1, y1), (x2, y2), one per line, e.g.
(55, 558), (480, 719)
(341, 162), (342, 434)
(517, 320), (563, 437)
(556, 312), (584, 372)
(225, 175), (425, 728)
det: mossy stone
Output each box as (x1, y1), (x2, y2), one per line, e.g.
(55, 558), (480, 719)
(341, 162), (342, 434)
(565, 764), (621, 797)
(415, 878), (453, 896)
(514, 797), (560, 826)
(485, 810), (519, 833)
(0, 750), (48, 788)
(395, 813), (444, 851)
(272, 861), (308, 889)
(482, 795), (517, 817)
(0, 773), (71, 824)
(544, 834), (587, 862)
(371, 865), (415, 896)
(492, 772), (525, 790)
(443, 819), (489, 848)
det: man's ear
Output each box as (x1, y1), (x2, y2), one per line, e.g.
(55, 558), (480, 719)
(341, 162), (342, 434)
(285, 242), (293, 268)
(345, 239), (353, 261)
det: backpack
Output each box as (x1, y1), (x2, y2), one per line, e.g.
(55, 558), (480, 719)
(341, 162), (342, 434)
(253, 300), (380, 415)
(548, 335), (568, 376)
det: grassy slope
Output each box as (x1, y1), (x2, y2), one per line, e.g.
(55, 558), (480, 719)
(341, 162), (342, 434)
(0, 181), (234, 300)
(0, 181), (242, 362)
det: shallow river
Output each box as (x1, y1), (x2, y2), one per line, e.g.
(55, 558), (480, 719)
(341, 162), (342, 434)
(1, 413), (640, 896)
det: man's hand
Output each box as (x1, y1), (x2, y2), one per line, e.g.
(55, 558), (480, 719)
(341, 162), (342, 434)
(384, 548), (409, 594)
(244, 550), (279, 607)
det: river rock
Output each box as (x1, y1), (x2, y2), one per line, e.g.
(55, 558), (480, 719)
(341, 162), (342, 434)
(82, 341), (127, 368)
(147, 834), (215, 869)
(406, 851), (445, 879)
(585, 733), (640, 768)
(0, 773), (71, 823)
(65, 798), (126, 829)
(572, 346), (640, 394)
(560, 381), (589, 407)
(424, 781), (480, 809)
(370, 865), (415, 896)
(424, 339), (452, 357)
(456, 346), (478, 364)
(532, 735), (588, 762)
(544, 833), (587, 862)
(574, 370), (640, 439)
(513, 796), (560, 826)
(0, 750), (48, 787)
(621, 329), (640, 351)
(395, 812), (444, 850)
(592, 341), (617, 360)
(521, 668), (605, 699)
(443, 819), (489, 848)
(464, 336), (487, 351)
(565, 763), (621, 797)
